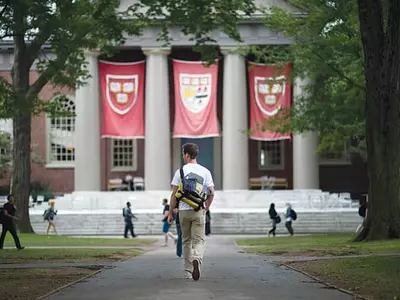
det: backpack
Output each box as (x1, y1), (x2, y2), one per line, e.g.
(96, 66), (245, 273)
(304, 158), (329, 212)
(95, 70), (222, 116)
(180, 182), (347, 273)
(175, 167), (207, 211)
(290, 209), (297, 221)
(122, 208), (126, 217)
(43, 209), (49, 221)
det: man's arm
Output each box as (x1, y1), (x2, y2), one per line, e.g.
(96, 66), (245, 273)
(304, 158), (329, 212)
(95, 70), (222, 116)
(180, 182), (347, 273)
(4, 210), (18, 221)
(168, 186), (179, 219)
(205, 185), (215, 211)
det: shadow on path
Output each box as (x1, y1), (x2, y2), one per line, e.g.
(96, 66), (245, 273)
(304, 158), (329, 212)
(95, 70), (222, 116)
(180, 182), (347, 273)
(46, 236), (352, 300)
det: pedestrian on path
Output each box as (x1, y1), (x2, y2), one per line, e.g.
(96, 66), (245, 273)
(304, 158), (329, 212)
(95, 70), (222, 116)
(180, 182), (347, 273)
(174, 208), (183, 257)
(205, 210), (211, 236)
(168, 143), (215, 281)
(285, 203), (295, 236)
(43, 199), (58, 235)
(356, 198), (368, 233)
(161, 198), (177, 247)
(0, 195), (24, 250)
(268, 203), (280, 237)
(123, 202), (137, 238)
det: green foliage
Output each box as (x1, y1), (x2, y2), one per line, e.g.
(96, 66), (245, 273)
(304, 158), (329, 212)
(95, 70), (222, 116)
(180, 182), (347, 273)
(30, 179), (53, 202)
(239, 0), (365, 155)
(130, 0), (256, 62)
(0, 131), (12, 177)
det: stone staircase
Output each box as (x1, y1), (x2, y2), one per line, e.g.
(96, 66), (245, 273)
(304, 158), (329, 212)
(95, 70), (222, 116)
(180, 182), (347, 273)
(29, 189), (361, 235)
(29, 210), (361, 236)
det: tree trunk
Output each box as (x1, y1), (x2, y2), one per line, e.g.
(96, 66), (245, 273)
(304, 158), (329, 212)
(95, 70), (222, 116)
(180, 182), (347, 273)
(12, 115), (34, 233)
(355, 0), (400, 241)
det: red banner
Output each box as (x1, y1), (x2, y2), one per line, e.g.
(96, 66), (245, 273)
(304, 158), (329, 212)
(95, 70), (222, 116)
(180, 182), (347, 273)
(100, 60), (145, 138)
(248, 62), (292, 141)
(172, 59), (219, 138)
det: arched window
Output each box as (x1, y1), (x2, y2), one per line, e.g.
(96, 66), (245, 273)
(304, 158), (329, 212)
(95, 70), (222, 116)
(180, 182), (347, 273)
(47, 95), (75, 167)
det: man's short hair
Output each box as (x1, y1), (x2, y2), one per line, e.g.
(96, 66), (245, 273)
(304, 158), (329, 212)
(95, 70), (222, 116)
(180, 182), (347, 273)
(163, 198), (168, 204)
(182, 143), (199, 159)
(7, 194), (12, 201)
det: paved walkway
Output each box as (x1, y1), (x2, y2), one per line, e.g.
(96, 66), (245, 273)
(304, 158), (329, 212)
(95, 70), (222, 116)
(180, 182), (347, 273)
(46, 236), (352, 300)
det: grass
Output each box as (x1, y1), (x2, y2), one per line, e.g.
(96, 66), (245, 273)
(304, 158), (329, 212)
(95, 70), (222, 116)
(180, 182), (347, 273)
(236, 233), (400, 257)
(0, 267), (101, 300)
(4, 233), (157, 247)
(0, 248), (142, 264)
(289, 256), (400, 300)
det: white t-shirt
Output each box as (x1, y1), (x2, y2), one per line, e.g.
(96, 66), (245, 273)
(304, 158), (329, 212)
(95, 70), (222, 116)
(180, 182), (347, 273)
(171, 163), (214, 211)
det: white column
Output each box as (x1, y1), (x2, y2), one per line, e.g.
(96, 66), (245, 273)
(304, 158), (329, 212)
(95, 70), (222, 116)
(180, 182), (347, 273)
(222, 49), (249, 190)
(143, 48), (171, 190)
(292, 77), (319, 189)
(74, 52), (101, 191)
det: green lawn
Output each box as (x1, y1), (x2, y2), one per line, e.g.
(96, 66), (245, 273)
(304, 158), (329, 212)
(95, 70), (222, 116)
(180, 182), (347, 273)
(237, 234), (400, 256)
(0, 248), (142, 264)
(3, 233), (157, 247)
(290, 256), (400, 300)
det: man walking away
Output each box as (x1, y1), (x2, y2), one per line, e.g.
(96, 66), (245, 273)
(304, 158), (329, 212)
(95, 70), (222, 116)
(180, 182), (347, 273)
(168, 143), (215, 281)
(123, 202), (137, 238)
(0, 195), (24, 250)
(161, 198), (177, 247)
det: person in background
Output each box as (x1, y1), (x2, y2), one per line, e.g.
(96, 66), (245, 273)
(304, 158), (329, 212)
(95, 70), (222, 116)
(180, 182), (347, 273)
(162, 198), (177, 247)
(0, 195), (24, 250)
(174, 207), (182, 257)
(43, 200), (58, 235)
(123, 202), (137, 238)
(356, 198), (368, 233)
(268, 203), (280, 237)
(285, 203), (294, 236)
(205, 210), (211, 236)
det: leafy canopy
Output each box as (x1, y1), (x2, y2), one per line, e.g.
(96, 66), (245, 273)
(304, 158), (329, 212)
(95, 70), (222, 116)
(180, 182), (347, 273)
(0, 0), (256, 117)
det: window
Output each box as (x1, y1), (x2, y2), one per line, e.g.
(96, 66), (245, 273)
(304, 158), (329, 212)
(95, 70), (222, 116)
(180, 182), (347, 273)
(111, 139), (137, 171)
(47, 95), (75, 167)
(258, 140), (285, 170)
(319, 142), (351, 165)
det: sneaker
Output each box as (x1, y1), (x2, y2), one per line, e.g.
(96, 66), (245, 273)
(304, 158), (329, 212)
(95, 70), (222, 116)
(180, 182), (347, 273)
(161, 243), (168, 247)
(192, 259), (200, 281)
(184, 271), (192, 279)
(18, 247), (25, 250)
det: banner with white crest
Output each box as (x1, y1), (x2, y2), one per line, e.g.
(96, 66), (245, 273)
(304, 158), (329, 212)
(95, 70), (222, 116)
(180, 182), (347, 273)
(172, 59), (219, 138)
(99, 60), (145, 138)
(248, 62), (292, 141)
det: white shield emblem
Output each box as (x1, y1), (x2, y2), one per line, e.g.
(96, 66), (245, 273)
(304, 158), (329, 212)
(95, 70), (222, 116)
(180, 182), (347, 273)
(106, 74), (138, 115)
(180, 73), (212, 113)
(254, 76), (286, 116)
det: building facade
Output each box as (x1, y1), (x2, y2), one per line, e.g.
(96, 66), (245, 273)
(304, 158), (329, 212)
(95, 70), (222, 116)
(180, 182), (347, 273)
(0, 3), (368, 197)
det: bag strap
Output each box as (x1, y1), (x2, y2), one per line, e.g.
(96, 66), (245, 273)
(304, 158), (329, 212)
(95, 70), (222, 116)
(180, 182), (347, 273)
(179, 167), (184, 181)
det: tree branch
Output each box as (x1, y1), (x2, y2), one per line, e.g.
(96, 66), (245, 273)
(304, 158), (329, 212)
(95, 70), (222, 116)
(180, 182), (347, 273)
(26, 55), (69, 101)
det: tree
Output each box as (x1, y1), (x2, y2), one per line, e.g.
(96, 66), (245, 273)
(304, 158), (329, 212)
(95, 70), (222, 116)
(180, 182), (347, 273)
(355, 0), (400, 240)
(254, 0), (400, 240)
(0, 0), (255, 232)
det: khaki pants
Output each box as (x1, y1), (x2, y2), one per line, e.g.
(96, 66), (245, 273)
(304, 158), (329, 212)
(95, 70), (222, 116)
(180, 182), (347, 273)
(179, 210), (205, 273)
